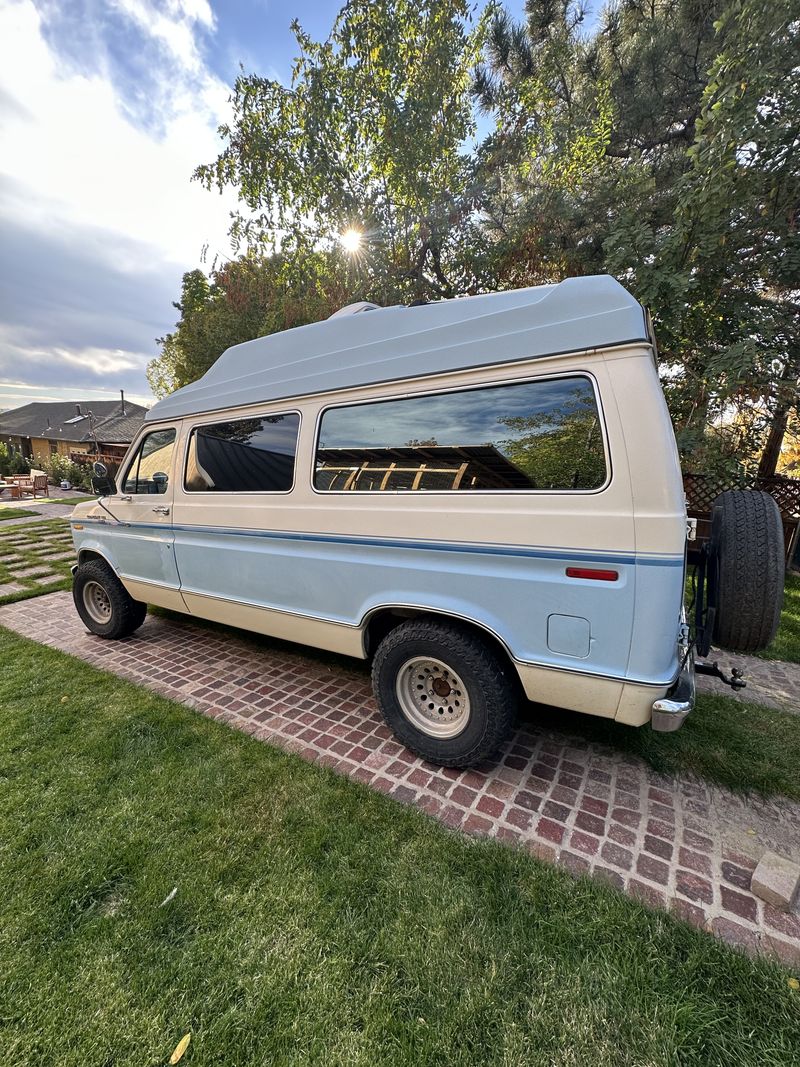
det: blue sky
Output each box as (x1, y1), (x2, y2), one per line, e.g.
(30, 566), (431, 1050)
(0, 0), (560, 412)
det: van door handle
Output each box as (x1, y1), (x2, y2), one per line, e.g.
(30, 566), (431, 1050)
(118, 495), (132, 502)
(152, 505), (170, 515)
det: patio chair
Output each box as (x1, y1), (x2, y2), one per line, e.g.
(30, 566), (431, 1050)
(10, 478), (33, 500)
(30, 471), (49, 498)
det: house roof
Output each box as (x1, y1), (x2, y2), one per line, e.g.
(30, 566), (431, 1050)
(0, 400), (147, 444)
(96, 408), (149, 444)
(147, 275), (649, 423)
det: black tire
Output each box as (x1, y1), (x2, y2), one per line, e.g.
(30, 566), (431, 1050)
(710, 490), (784, 653)
(72, 559), (148, 639)
(371, 620), (517, 767)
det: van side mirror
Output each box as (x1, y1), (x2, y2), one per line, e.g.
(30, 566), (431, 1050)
(91, 461), (115, 497)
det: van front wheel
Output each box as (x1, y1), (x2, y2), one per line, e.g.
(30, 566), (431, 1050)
(371, 620), (517, 767)
(72, 559), (147, 639)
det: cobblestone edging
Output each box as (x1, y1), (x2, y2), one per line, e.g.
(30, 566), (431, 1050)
(1, 591), (799, 967)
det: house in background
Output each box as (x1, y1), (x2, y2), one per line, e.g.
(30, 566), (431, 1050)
(0, 393), (147, 465)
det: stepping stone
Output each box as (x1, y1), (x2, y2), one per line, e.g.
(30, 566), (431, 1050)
(11, 567), (52, 579)
(752, 852), (800, 910)
(0, 582), (24, 595)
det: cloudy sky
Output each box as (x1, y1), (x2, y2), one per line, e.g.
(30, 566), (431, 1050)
(0, 0), (345, 411)
(0, 1), (548, 414)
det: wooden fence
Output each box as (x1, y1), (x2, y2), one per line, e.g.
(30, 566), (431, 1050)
(69, 450), (123, 474)
(683, 473), (800, 563)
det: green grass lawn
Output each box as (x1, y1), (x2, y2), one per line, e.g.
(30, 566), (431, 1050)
(0, 518), (74, 605)
(0, 508), (39, 521)
(0, 628), (798, 1067)
(756, 571), (800, 665)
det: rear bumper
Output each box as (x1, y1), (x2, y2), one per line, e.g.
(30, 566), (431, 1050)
(651, 651), (695, 732)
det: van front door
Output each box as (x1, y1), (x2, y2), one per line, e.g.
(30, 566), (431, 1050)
(100, 426), (181, 594)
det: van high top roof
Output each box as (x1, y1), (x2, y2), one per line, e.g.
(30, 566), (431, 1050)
(146, 274), (648, 422)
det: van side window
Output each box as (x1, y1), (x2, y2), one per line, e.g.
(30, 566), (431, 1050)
(184, 413), (300, 493)
(315, 377), (607, 492)
(122, 428), (176, 495)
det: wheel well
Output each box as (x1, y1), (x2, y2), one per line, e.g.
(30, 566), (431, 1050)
(78, 549), (108, 567)
(363, 607), (516, 674)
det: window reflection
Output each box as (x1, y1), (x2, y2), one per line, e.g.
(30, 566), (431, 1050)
(123, 429), (176, 495)
(185, 414), (299, 493)
(315, 377), (606, 491)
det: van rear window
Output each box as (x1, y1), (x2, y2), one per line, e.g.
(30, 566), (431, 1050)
(185, 413), (299, 493)
(314, 376), (607, 492)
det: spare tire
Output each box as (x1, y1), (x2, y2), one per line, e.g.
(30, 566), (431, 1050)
(710, 490), (784, 653)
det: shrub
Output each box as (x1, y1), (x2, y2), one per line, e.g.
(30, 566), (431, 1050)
(9, 452), (30, 475)
(31, 452), (93, 490)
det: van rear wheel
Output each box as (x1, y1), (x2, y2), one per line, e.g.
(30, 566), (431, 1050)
(371, 620), (517, 767)
(73, 559), (147, 639)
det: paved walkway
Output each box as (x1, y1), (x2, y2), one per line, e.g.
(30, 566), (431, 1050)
(0, 489), (91, 526)
(1, 591), (799, 967)
(697, 651), (800, 714)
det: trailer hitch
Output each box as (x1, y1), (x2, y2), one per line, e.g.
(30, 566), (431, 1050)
(695, 660), (747, 690)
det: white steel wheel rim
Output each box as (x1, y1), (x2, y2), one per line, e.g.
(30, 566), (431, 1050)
(83, 580), (112, 625)
(395, 656), (471, 738)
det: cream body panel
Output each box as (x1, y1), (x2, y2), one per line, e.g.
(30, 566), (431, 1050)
(615, 681), (671, 726)
(515, 665), (669, 725)
(120, 578), (189, 614)
(515, 662), (623, 718)
(602, 348), (687, 556)
(180, 591), (364, 658)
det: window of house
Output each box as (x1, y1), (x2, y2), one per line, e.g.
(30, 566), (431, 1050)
(314, 376), (607, 492)
(49, 441), (58, 455)
(184, 413), (300, 493)
(123, 428), (176, 495)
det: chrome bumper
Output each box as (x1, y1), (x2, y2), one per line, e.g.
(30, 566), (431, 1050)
(651, 651), (695, 732)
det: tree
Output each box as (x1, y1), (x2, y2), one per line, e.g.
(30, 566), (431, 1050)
(472, 0), (723, 281)
(147, 253), (352, 396)
(665, 0), (800, 477)
(473, 0), (733, 457)
(194, 0), (491, 303)
(474, 0), (799, 477)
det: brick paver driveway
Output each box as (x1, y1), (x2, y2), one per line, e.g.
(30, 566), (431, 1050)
(2, 590), (799, 967)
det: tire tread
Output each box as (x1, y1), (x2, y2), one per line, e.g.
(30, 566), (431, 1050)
(371, 620), (516, 768)
(72, 559), (148, 639)
(712, 490), (784, 653)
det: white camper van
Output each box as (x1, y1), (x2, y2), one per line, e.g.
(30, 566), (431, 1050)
(70, 276), (784, 766)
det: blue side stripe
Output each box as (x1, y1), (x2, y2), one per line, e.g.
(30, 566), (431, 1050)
(71, 518), (684, 568)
